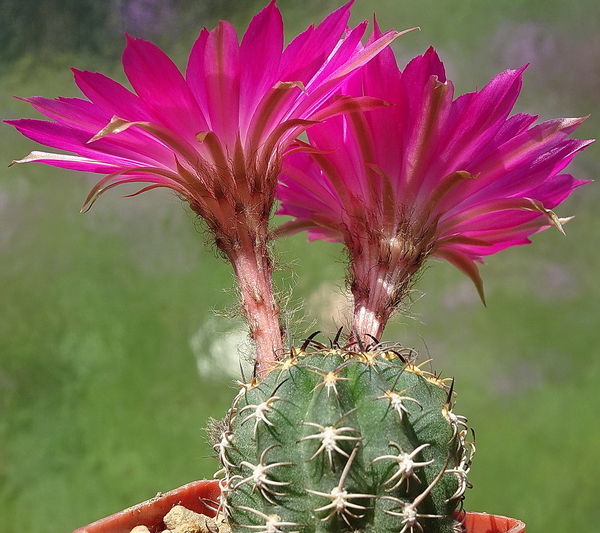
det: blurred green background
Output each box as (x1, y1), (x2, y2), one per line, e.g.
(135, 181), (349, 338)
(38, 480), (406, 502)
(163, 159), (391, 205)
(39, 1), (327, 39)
(1, 1), (599, 532)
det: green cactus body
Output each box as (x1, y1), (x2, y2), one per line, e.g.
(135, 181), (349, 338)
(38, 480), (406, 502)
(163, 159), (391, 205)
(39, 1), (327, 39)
(216, 346), (473, 533)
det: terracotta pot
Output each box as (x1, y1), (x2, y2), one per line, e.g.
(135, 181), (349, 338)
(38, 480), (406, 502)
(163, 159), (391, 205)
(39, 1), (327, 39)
(72, 480), (221, 533)
(73, 479), (525, 533)
(458, 511), (526, 533)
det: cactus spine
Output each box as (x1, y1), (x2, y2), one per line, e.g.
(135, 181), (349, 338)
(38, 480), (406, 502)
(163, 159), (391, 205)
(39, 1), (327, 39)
(215, 340), (474, 533)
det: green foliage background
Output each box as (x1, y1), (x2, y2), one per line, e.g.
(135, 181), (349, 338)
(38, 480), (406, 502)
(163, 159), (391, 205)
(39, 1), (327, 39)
(1, 1), (599, 532)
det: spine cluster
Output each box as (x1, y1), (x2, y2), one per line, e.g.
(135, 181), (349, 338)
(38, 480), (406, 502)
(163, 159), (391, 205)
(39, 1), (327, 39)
(214, 341), (474, 533)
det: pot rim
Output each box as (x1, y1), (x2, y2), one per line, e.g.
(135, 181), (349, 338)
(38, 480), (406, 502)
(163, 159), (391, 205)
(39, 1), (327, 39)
(73, 479), (525, 533)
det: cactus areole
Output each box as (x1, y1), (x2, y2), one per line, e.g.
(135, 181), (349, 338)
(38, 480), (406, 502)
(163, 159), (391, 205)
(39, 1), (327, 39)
(215, 341), (475, 533)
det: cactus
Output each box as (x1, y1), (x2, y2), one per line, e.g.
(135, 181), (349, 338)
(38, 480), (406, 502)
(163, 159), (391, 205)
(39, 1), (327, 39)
(215, 337), (475, 533)
(9, 4), (587, 533)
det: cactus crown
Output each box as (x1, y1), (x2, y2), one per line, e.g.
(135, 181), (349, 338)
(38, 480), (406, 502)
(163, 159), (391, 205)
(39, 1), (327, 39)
(214, 336), (475, 533)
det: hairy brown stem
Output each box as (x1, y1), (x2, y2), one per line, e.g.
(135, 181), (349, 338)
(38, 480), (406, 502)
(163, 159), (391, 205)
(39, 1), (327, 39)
(351, 263), (402, 342)
(226, 236), (283, 379)
(349, 237), (423, 342)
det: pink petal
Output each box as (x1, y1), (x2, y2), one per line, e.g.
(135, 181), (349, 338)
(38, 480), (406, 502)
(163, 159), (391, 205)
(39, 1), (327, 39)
(73, 68), (155, 122)
(19, 95), (111, 130)
(185, 28), (210, 112)
(122, 35), (209, 139)
(11, 150), (120, 173)
(464, 137), (592, 205)
(239, 1), (283, 125)
(468, 117), (587, 184)
(527, 172), (590, 209)
(196, 21), (241, 144)
(280, 1), (353, 83)
(434, 67), (526, 175)
(8, 118), (174, 168)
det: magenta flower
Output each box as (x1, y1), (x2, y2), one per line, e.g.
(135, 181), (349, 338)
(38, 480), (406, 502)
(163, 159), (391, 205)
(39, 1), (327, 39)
(276, 41), (592, 340)
(7, 2), (399, 375)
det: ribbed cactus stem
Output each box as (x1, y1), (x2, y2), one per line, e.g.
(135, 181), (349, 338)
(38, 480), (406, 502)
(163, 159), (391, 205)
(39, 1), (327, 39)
(214, 340), (474, 533)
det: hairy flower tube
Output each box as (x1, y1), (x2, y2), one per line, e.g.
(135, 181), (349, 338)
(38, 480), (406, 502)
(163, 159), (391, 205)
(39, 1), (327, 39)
(7, 2), (400, 375)
(276, 37), (592, 341)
